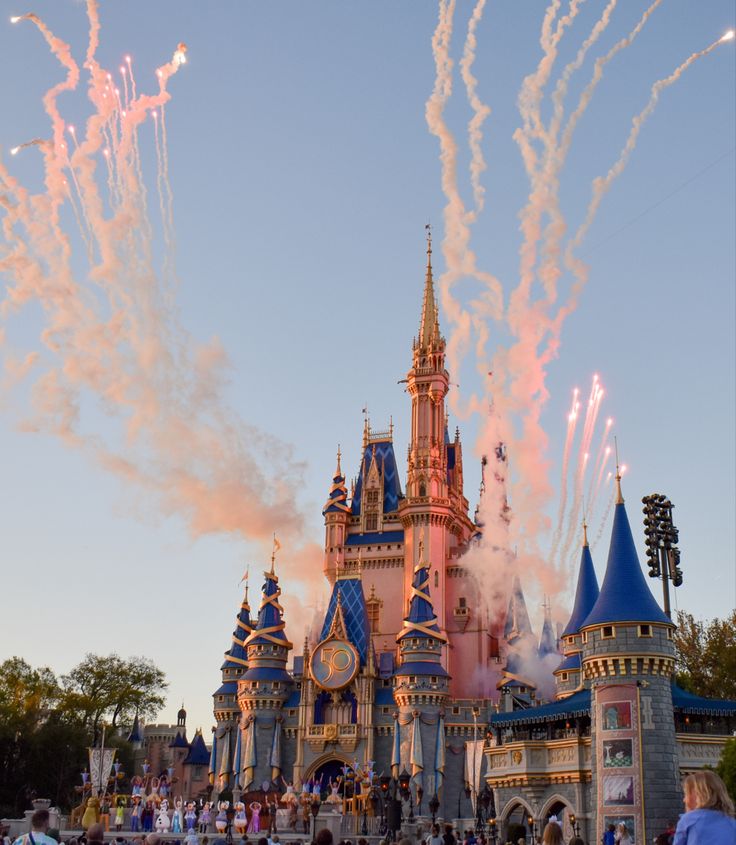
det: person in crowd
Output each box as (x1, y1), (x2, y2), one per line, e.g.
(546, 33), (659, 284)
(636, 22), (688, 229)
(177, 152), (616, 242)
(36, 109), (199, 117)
(86, 825), (104, 845)
(674, 770), (736, 844)
(315, 830), (333, 845)
(601, 823), (615, 845)
(540, 821), (562, 845)
(13, 810), (59, 845)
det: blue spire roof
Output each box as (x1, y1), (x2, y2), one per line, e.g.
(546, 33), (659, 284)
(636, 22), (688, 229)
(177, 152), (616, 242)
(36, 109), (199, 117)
(169, 731), (189, 749)
(245, 569), (293, 648)
(397, 560), (446, 643)
(183, 731), (210, 766)
(503, 576), (534, 641)
(323, 450), (350, 516)
(561, 538), (600, 637)
(538, 606), (558, 658)
(582, 500), (670, 628)
(221, 584), (253, 669)
(319, 577), (371, 665)
(127, 714), (142, 744)
(351, 438), (403, 515)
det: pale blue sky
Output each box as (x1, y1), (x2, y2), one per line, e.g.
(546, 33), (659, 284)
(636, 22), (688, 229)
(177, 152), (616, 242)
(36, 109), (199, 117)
(0, 1), (733, 735)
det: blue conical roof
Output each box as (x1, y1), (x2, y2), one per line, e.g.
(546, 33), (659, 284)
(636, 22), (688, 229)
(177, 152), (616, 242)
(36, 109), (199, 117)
(582, 500), (670, 627)
(397, 561), (447, 643)
(538, 608), (558, 658)
(183, 731), (210, 766)
(322, 450), (351, 516)
(222, 585), (252, 669)
(503, 576), (533, 641)
(245, 570), (293, 647)
(561, 541), (600, 637)
(127, 713), (142, 744)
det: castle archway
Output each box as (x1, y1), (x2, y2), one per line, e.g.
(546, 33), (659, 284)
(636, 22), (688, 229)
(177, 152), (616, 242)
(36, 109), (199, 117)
(303, 754), (354, 798)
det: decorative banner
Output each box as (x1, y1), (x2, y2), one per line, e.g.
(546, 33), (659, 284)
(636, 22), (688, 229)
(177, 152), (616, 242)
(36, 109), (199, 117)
(88, 747), (116, 796)
(464, 740), (485, 813)
(595, 683), (644, 844)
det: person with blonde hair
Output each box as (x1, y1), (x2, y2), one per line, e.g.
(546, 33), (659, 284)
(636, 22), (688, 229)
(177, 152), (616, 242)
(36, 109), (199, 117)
(673, 769), (736, 843)
(540, 820), (563, 845)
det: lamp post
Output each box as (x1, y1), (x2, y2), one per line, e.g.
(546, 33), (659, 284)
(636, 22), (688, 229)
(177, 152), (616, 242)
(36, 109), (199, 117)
(398, 769), (413, 823)
(477, 785), (492, 835)
(428, 794), (440, 826)
(527, 814), (535, 843)
(569, 813), (579, 837)
(310, 798), (321, 842)
(416, 784), (423, 818)
(642, 493), (683, 619)
(487, 818), (498, 844)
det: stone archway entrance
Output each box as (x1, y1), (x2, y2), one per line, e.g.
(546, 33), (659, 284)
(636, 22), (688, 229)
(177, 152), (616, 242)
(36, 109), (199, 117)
(304, 757), (355, 800)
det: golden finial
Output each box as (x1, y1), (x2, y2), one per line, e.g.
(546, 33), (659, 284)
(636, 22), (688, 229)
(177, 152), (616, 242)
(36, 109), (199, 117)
(389, 415), (394, 438)
(425, 222), (432, 262)
(582, 518), (589, 548)
(336, 444), (342, 477)
(614, 436), (624, 504)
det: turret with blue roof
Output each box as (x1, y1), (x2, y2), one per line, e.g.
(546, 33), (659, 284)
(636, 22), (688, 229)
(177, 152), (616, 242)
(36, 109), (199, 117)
(554, 521), (599, 699)
(497, 575), (537, 700)
(581, 467), (682, 838)
(394, 534), (449, 703)
(243, 553), (293, 686)
(213, 575), (253, 728)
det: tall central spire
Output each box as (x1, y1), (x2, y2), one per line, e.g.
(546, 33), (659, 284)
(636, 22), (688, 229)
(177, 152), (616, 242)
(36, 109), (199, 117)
(418, 225), (441, 351)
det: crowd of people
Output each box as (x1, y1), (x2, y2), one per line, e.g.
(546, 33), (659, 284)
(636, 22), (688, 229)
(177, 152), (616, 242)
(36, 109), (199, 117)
(5, 770), (734, 845)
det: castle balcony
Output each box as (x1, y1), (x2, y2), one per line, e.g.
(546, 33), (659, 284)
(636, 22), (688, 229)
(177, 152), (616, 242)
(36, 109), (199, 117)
(306, 722), (360, 753)
(484, 737), (592, 789)
(676, 733), (732, 771)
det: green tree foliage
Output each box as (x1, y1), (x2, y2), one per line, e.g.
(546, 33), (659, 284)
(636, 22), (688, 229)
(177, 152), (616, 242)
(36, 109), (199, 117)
(0, 654), (166, 817)
(716, 737), (736, 803)
(673, 610), (736, 699)
(61, 653), (167, 740)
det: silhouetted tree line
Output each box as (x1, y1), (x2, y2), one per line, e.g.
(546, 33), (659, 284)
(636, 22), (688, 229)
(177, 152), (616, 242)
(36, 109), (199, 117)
(0, 654), (166, 817)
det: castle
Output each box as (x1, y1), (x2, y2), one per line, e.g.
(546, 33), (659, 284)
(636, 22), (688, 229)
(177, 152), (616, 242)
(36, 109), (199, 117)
(137, 236), (735, 844)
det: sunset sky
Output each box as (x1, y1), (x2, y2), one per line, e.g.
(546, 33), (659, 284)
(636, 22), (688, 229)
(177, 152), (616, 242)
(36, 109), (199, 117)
(0, 1), (733, 735)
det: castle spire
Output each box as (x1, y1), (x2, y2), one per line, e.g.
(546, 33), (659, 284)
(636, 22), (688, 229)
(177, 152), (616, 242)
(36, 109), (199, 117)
(419, 224), (441, 350)
(581, 473), (671, 628)
(561, 533), (599, 637)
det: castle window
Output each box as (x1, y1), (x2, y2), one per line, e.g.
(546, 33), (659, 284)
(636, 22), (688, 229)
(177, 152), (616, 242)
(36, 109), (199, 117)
(409, 676), (416, 683)
(383, 679), (391, 687)
(366, 589), (382, 633)
(382, 707), (390, 714)
(581, 631), (588, 643)
(561, 672), (569, 681)
(431, 676), (438, 684)
(601, 625), (615, 639)
(366, 490), (379, 505)
(666, 628), (674, 639)
(419, 483), (427, 497)
(194, 766), (203, 779)
(289, 709), (296, 717)
(452, 706), (460, 715)
(273, 682), (280, 689)
(218, 696), (224, 702)
(459, 597), (466, 608)
(638, 625), (652, 637)
(435, 571), (439, 588)
(366, 514), (378, 531)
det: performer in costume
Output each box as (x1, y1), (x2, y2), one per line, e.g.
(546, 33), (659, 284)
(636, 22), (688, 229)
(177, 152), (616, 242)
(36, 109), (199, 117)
(326, 779), (342, 805)
(172, 798), (184, 833)
(142, 801), (155, 833)
(155, 799), (171, 833)
(115, 798), (126, 831)
(130, 797), (142, 833)
(281, 782), (298, 806)
(233, 803), (247, 835)
(215, 802), (228, 834)
(198, 802), (211, 834)
(246, 802), (261, 833)
(185, 802), (197, 832)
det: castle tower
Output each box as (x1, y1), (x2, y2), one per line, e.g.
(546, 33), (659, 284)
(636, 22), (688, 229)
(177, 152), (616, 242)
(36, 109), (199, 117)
(393, 535), (450, 807)
(238, 563), (293, 792)
(538, 600), (558, 659)
(580, 472), (679, 842)
(398, 231), (475, 693)
(212, 580), (253, 787)
(555, 522), (600, 700)
(323, 447), (351, 583)
(497, 575), (537, 707)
